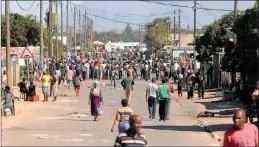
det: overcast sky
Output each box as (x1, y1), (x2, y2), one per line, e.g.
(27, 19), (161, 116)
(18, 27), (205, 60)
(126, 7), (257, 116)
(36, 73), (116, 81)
(1, 1), (256, 32)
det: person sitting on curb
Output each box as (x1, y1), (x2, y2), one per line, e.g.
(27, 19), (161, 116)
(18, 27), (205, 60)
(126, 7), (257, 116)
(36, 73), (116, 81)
(111, 99), (134, 133)
(223, 109), (258, 147)
(2, 86), (15, 116)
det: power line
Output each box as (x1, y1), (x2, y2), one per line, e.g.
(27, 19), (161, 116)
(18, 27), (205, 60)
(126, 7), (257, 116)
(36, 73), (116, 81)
(87, 12), (145, 26)
(16, 0), (36, 11)
(141, 0), (232, 12)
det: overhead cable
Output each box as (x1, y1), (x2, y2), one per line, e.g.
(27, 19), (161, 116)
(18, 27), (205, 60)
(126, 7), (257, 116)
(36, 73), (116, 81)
(16, 0), (36, 11)
(141, 0), (232, 12)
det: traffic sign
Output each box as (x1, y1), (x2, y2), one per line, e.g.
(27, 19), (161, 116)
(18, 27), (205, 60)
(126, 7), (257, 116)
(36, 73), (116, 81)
(20, 47), (33, 58)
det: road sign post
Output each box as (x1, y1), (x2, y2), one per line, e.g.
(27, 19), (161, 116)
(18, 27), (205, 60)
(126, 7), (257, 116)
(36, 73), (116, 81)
(20, 47), (34, 81)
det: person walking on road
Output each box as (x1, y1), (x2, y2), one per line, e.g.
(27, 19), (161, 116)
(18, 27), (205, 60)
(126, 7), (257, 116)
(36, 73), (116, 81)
(114, 114), (148, 147)
(66, 66), (74, 90)
(50, 71), (59, 101)
(73, 70), (82, 97)
(121, 73), (135, 106)
(157, 78), (170, 121)
(165, 78), (174, 120)
(111, 99), (134, 133)
(223, 109), (258, 147)
(146, 77), (158, 120)
(88, 81), (104, 121)
(41, 72), (52, 102)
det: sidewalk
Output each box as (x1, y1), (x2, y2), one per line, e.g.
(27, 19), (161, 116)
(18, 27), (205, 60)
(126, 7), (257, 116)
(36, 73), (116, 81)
(173, 88), (241, 145)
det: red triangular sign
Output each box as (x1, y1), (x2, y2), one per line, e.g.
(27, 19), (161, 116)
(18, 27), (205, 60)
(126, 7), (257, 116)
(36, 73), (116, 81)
(21, 47), (33, 58)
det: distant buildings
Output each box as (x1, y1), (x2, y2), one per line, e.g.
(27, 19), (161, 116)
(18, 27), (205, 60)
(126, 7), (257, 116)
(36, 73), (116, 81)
(105, 41), (147, 52)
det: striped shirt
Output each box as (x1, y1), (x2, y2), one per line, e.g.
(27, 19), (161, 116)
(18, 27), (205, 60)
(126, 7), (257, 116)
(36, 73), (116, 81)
(116, 107), (134, 122)
(114, 130), (148, 147)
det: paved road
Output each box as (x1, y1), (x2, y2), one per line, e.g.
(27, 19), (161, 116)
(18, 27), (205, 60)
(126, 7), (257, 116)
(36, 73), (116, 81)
(2, 80), (220, 146)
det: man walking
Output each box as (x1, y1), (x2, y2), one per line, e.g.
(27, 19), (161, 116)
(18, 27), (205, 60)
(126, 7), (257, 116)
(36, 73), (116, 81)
(146, 77), (158, 120)
(121, 73), (134, 106)
(157, 78), (170, 121)
(165, 78), (174, 120)
(223, 109), (258, 147)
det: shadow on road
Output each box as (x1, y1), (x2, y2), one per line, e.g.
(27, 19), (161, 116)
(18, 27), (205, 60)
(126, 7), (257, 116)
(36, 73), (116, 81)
(58, 118), (94, 122)
(142, 125), (204, 132)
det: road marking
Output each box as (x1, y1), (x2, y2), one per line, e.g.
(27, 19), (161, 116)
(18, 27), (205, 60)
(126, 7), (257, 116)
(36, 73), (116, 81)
(102, 139), (112, 143)
(63, 139), (84, 142)
(79, 134), (93, 137)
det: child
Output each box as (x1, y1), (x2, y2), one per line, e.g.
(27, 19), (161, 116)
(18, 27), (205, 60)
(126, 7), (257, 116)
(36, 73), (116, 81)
(177, 79), (182, 98)
(73, 70), (82, 97)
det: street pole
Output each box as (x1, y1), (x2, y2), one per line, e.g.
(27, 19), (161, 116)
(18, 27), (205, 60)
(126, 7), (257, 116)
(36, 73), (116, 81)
(84, 10), (87, 53)
(66, 0), (69, 58)
(74, 6), (76, 54)
(178, 9), (181, 50)
(193, 0), (197, 72)
(79, 9), (81, 52)
(55, 0), (58, 59)
(87, 16), (89, 49)
(6, 0), (11, 86)
(0, 0), (2, 141)
(61, 0), (63, 58)
(40, 0), (44, 65)
(48, 0), (53, 60)
(231, 0), (238, 89)
(174, 10), (176, 40)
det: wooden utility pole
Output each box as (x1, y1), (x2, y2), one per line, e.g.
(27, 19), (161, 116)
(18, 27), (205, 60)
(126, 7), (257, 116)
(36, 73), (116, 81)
(193, 0), (197, 72)
(79, 9), (81, 52)
(178, 9), (181, 50)
(74, 6), (76, 53)
(55, 1), (58, 59)
(173, 10), (176, 40)
(231, 0), (238, 89)
(66, 0), (69, 58)
(6, 0), (11, 86)
(48, 0), (53, 59)
(61, 0), (63, 57)
(40, 0), (44, 65)
(84, 10), (87, 53)
(0, 0), (2, 116)
(87, 16), (90, 49)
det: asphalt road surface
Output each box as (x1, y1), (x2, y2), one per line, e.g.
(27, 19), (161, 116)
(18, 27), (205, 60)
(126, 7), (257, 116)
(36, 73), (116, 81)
(2, 80), (220, 146)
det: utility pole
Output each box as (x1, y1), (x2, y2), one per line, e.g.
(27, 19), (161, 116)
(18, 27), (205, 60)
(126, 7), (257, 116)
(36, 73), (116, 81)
(87, 16), (90, 49)
(6, 0), (11, 86)
(231, 0), (238, 89)
(74, 6), (76, 54)
(40, 0), (44, 65)
(193, 0), (197, 72)
(79, 9), (81, 52)
(0, 0), (2, 138)
(66, 0), (69, 58)
(178, 9), (181, 50)
(85, 14), (87, 52)
(173, 10), (176, 40)
(48, 0), (53, 59)
(61, 0), (63, 58)
(55, 0), (58, 59)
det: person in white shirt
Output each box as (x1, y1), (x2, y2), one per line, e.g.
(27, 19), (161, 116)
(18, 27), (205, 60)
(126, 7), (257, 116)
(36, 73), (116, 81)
(146, 77), (159, 120)
(84, 61), (90, 79)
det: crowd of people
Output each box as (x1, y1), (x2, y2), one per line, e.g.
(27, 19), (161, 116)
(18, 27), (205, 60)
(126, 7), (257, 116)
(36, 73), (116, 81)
(1, 51), (259, 147)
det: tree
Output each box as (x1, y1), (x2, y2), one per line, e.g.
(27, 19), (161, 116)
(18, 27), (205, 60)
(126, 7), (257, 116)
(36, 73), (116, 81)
(1, 13), (40, 47)
(144, 17), (171, 57)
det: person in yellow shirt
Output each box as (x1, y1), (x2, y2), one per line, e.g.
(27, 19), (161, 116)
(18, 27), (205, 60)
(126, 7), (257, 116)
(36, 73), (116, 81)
(41, 72), (52, 102)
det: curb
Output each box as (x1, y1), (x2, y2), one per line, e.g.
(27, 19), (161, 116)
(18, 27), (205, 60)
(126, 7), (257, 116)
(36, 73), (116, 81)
(174, 98), (223, 146)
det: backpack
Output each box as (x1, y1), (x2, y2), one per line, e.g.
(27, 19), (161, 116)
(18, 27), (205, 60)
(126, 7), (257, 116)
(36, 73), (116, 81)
(92, 88), (100, 97)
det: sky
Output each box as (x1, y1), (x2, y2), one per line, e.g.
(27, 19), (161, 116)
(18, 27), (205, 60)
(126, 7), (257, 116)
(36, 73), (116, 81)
(1, 1), (256, 32)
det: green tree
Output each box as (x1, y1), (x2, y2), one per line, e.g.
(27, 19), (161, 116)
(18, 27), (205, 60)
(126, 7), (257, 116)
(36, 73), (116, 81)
(144, 17), (171, 57)
(1, 13), (40, 47)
